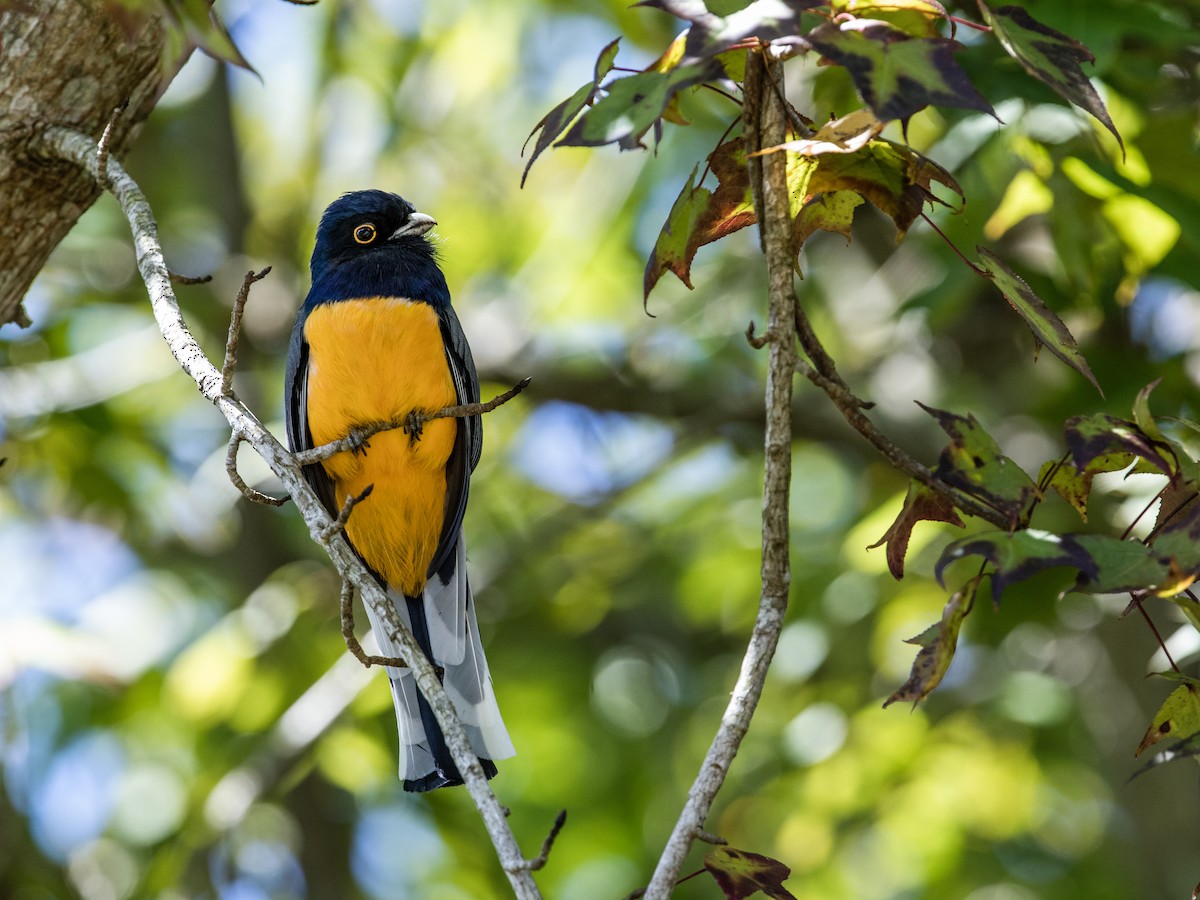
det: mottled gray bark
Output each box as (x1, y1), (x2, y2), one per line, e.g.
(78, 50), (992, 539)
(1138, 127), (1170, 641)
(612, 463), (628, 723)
(0, 0), (179, 327)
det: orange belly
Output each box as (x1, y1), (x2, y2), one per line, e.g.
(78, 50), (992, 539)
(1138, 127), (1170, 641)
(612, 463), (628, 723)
(303, 297), (457, 595)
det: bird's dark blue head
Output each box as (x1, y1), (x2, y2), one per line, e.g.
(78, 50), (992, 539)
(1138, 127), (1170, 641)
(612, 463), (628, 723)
(306, 190), (449, 307)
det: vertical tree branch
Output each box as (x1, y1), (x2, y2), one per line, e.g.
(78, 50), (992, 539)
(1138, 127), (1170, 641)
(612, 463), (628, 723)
(37, 125), (544, 900)
(642, 52), (796, 898)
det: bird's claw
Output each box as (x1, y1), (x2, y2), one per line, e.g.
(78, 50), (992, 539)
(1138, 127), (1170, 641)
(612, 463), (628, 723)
(403, 411), (427, 444)
(347, 426), (372, 456)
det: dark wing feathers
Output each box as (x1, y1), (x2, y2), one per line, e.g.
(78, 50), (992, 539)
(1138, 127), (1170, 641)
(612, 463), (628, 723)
(284, 317), (340, 519)
(428, 303), (482, 582)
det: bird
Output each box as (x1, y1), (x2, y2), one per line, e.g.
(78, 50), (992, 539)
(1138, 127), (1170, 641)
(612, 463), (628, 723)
(284, 189), (514, 791)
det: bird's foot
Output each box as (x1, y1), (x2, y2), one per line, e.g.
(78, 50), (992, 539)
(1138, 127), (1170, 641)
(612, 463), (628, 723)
(347, 426), (372, 456)
(403, 411), (427, 445)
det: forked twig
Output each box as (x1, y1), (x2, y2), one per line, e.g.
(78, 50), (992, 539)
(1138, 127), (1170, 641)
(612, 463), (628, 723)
(339, 581), (408, 669)
(221, 267), (272, 397)
(226, 432), (287, 506)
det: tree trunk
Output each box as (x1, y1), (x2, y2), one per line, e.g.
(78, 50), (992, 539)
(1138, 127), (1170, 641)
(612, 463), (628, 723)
(0, 0), (182, 328)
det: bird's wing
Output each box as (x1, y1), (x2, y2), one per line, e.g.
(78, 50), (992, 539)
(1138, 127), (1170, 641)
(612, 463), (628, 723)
(284, 309), (340, 518)
(427, 303), (482, 584)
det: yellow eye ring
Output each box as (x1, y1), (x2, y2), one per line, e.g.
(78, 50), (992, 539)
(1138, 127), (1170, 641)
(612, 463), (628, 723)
(353, 223), (377, 244)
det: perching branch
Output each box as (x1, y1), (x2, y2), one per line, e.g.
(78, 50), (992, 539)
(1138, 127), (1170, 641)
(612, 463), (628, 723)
(293, 377), (531, 466)
(642, 51), (797, 899)
(36, 124), (547, 900)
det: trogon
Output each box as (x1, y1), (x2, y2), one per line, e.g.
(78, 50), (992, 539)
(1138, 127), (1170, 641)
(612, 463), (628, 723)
(284, 190), (514, 791)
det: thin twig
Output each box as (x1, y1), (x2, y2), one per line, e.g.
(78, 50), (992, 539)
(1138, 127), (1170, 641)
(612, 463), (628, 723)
(320, 484), (373, 540)
(340, 581), (408, 668)
(170, 271), (213, 285)
(294, 377), (531, 466)
(1130, 595), (1180, 673)
(920, 211), (983, 273)
(95, 103), (125, 187)
(221, 267), (272, 397)
(39, 125), (546, 900)
(226, 432), (287, 506)
(795, 357), (1010, 528)
(745, 321), (773, 349)
(518, 810), (568, 872)
(642, 51), (796, 900)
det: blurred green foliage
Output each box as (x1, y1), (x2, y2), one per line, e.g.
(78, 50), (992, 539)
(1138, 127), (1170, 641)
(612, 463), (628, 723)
(1, 0), (1198, 898)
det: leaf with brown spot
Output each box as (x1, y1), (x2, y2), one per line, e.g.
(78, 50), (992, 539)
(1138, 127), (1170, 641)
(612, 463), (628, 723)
(1137, 681), (1200, 757)
(704, 847), (796, 900)
(807, 18), (994, 122)
(643, 166), (712, 298)
(976, 246), (1102, 396)
(885, 575), (978, 707)
(522, 39), (620, 186)
(869, 480), (965, 579)
(921, 404), (1038, 526)
(978, 1), (1122, 150)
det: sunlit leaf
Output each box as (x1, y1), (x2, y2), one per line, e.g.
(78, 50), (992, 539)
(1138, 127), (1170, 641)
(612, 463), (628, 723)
(790, 138), (961, 237)
(1137, 683), (1200, 757)
(806, 19), (994, 122)
(884, 574), (978, 707)
(869, 480), (965, 579)
(978, 1), (1122, 150)
(936, 529), (1093, 600)
(522, 39), (620, 185)
(704, 846), (797, 900)
(976, 246), (1102, 396)
(1063, 414), (1175, 479)
(558, 62), (717, 150)
(921, 404), (1038, 526)
(761, 108), (885, 157)
(644, 165), (713, 298)
(792, 191), (864, 249)
(1069, 533), (1172, 595)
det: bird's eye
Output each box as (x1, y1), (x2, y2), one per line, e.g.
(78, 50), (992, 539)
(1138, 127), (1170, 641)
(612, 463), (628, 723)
(353, 223), (377, 244)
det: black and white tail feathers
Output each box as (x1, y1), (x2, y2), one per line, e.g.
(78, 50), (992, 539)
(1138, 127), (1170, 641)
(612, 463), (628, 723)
(360, 537), (514, 791)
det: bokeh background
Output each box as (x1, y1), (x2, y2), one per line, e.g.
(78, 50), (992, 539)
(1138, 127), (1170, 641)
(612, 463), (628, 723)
(2, 0), (1199, 897)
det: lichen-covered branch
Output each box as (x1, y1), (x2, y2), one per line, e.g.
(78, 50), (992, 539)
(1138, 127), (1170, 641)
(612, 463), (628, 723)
(642, 52), (796, 899)
(37, 124), (546, 900)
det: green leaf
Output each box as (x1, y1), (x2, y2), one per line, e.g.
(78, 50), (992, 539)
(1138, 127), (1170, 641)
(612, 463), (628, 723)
(830, 0), (949, 38)
(1136, 683), (1200, 757)
(643, 166), (712, 298)
(558, 62), (717, 150)
(868, 480), (965, 579)
(1069, 533), (1172, 595)
(975, 246), (1102, 396)
(884, 575), (978, 707)
(640, 0), (824, 64)
(921, 404), (1038, 526)
(789, 138), (962, 237)
(792, 191), (864, 249)
(936, 529), (1093, 600)
(522, 39), (620, 186)
(978, 1), (1122, 151)
(1063, 414), (1175, 479)
(704, 846), (797, 900)
(161, 0), (256, 73)
(806, 19), (994, 122)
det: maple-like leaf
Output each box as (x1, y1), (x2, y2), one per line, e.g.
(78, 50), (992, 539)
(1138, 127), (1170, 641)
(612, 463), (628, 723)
(869, 480), (965, 579)
(1063, 414), (1175, 480)
(522, 39), (621, 186)
(807, 18), (994, 122)
(920, 404), (1038, 526)
(557, 61), (717, 150)
(831, 0), (949, 38)
(935, 529), (1094, 601)
(978, 1), (1122, 150)
(643, 165), (713, 299)
(704, 847), (796, 900)
(975, 246), (1103, 396)
(884, 575), (977, 707)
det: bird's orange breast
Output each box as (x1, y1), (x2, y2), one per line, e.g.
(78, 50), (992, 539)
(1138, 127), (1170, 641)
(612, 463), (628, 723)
(303, 297), (457, 595)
